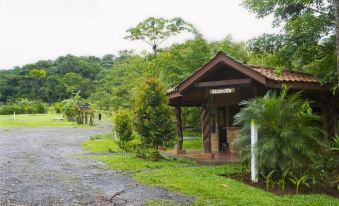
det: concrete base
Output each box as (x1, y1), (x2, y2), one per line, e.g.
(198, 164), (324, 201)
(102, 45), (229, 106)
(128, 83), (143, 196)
(174, 149), (186, 155)
(197, 153), (214, 160)
(158, 146), (166, 151)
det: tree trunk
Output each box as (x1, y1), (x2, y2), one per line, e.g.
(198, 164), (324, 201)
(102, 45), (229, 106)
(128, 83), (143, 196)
(334, 0), (339, 84)
(152, 44), (157, 56)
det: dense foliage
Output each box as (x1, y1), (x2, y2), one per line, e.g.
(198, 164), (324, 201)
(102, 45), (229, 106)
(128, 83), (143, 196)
(234, 88), (328, 172)
(0, 99), (47, 115)
(243, 0), (337, 84)
(134, 77), (176, 149)
(125, 17), (197, 55)
(0, 55), (112, 103)
(113, 109), (133, 150)
(0, 36), (249, 113)
(233, 87), (337, 192)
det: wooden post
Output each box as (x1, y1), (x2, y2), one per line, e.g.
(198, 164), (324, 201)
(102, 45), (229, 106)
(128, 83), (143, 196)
(322, 106), (328, 131)
(327, 100), (336, 138)
(85, 112), (88, 125)
(202, 104), (211, 153)
(175, 106), (184, 150)
(251, 119), (258, 182)
(89, 112), (94, 126)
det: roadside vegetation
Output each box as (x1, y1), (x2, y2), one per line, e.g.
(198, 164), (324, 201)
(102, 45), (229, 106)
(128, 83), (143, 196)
(234, 87), (339, 196)
(82, 133), (194, 173)
(82, 133), (122, 153)
(81, 79), (338, 205)
(82, 133), (338, 206)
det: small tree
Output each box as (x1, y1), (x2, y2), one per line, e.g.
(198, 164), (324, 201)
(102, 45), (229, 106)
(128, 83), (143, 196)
(113, 109), (133, 151)
(134, 77), (175, 149)
(63, 92), (81, 121)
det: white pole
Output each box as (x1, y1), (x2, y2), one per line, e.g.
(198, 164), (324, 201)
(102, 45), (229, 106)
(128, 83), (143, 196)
(251, 119), (258, 182)
(13, 111), (16, 121)
(112, 112), (117, 141)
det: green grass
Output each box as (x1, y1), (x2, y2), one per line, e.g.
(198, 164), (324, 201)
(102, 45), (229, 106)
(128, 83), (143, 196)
(82, 133), (194, 172)
(135, 166), (339, 206)
(92, 155), (192, 173)
(0, 113), (75, 128)
(82, 133), (122, 153)
(181, 130), (202, 150)
(82, 134), (339, 206)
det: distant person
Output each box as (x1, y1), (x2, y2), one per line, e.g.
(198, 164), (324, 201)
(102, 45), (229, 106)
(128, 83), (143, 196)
(98, 113), (102, 121)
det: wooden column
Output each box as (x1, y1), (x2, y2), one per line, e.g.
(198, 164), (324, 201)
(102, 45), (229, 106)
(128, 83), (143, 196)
(327, 100), (336, 138)
(202, 104), (211, 153)
(175, 106), (183, 150)
(321, 105), (328, 131)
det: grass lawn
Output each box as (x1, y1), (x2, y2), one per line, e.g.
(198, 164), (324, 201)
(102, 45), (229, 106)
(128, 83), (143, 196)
(83, 134), (339, 206)
(83, 133), (194, 172)
(82, 133), (122, 153)
(135, 166), (339, 206)
(0, 113), (76, 128)
(181, 129), (202, 150)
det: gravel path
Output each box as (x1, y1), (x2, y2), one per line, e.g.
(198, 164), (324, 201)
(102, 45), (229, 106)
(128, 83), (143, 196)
(0, 124), (192, 206)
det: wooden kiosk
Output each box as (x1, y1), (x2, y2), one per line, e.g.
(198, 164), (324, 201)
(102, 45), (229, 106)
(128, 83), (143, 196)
(167, 52), (338, 159)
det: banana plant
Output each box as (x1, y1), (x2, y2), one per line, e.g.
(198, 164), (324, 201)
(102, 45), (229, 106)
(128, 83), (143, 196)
(288, 174), (309, 194)
(278, 168), (290, 192)
(311, 175), (318, 192)
(260, 170), (275, 191)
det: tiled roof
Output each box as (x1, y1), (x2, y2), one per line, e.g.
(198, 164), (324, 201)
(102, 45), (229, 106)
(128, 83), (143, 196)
(249, 66), (320, 83)
(167, 52), (325, 95)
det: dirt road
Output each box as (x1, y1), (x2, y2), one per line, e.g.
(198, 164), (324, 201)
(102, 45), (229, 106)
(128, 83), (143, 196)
(0, 125), (191, 206)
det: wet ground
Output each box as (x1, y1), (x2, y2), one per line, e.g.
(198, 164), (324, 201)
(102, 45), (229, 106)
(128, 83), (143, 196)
(0, 124), (192, 206)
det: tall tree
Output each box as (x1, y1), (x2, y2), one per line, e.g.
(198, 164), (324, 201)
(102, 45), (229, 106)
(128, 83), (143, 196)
(28, 68), (47, 100)
(334, 0), (339, 84)
(243, 0), (337, 85)
(125, 17), (198, 55)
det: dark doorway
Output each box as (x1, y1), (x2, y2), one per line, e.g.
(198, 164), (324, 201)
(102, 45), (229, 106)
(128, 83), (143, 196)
(218, 108), (227, 151)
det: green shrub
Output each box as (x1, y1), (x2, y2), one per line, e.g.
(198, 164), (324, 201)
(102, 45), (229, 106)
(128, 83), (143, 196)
(63, 98), (77, 121)
(30, 102), (47, 113)
(0, 99), (47, 115)
(234, 86), (328, 176)
(54, 101), (65, 113)
(134, 77), (176, 149)
(135, 146), (164, 161)
(113, 109), (133, 151)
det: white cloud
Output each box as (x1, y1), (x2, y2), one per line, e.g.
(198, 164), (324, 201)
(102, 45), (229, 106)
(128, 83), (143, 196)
(0, 0), (277, 69)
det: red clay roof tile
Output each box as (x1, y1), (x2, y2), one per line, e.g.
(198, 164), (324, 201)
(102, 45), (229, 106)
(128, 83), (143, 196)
(167, 52), (323, 94)
(248, 66), (319, 83)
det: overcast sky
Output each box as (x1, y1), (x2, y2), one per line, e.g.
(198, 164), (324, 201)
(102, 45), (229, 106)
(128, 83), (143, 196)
(0, 0), (277, 69)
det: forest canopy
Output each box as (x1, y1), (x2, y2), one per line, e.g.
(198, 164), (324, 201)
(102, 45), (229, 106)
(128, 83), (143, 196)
(0, 36), (251, 109)
(1, 7), (338, 112)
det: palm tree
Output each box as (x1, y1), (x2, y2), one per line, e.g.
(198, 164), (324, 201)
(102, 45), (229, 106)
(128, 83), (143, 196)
(233, 87), (328, 173)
